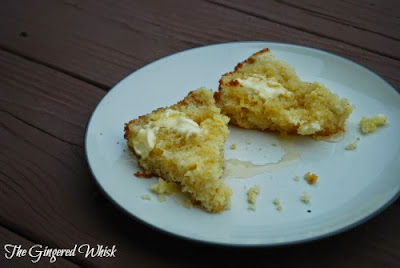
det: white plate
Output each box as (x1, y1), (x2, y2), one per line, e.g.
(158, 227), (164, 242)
(85, 42), (400, 246)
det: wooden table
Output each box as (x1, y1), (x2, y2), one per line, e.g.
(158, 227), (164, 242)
(1, 0), (399, 267)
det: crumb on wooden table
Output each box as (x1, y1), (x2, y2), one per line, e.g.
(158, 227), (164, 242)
(230, 144), (237, 150)
(304, 172), (318, 185)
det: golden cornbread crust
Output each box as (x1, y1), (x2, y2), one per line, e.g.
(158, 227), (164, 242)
(215, 48), (353, 136)
(124, 88), (231, 212)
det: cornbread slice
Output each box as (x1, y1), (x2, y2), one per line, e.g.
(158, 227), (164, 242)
(124, 88), (231, 212)
(215, 48), (353, 136)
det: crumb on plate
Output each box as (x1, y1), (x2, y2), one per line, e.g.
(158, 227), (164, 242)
(360, 114), (387, 134)
(151, 178), (179, 202)
(248, 204), (256, 211)
(301, 192), (311, 204)
(345, 138), (360, 150)
(247, 185), (260, 204)
(141, 194), (151, 200)
(304, 172), (318, 185)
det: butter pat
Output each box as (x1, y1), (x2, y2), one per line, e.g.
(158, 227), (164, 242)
(236, 75), (292, 100)
(159, 110), (201, 135)
(131, 109), (201, 158)
(132, 128), (156, 158)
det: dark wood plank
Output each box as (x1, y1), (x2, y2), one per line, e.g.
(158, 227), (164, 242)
(210, 0), (400, 59)
(0, 46), (399, 267)
(280, 0), (400, 41)
(0, 226), (79, 267)
(0, 0), (399, 91)
(0, 49), (104, 146)
(0, 50), (166, 267)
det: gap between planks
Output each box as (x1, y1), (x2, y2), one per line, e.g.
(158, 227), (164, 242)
(0, 46), (110, 92)
(206, 0), (400, 61)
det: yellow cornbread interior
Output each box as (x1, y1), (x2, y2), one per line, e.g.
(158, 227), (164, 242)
(215, 48), (353, 136)
(124, 88), (231, 212)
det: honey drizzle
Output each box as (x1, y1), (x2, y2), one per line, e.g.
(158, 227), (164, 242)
(223, 138), (299, 179)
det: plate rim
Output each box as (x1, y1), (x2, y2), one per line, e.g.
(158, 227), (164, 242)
(84, 41), (400, 247)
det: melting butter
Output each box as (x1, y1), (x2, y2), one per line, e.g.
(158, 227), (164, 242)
(130, 109), (201, 158)
(236, 75), (292, 100)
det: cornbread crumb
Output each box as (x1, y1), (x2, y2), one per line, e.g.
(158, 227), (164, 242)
(301, 192), (311, 204)
(345, 139), (359, 150)
(141, 194), (151, 200)
(248, 204), (256, 211)
(247, 185), (260, 203)
(273, 198), (282, 211)
(360, 114), (387, 134)
(215, 48), (353, 136)
(151, 178), (179, 195)
(294, 176), (300, 182)
(230, 144), (237, 150)
(272, 141), (278, 146)
(304, 172), (318, 185)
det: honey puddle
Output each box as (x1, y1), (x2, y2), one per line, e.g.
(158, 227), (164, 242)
(223, 138), (299, 179)
(313, 132), (344, 143)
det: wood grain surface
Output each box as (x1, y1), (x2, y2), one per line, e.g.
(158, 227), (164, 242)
(0, 0), (399, 267)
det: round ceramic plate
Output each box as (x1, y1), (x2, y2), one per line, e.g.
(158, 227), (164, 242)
(85, 42), (400, 246)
